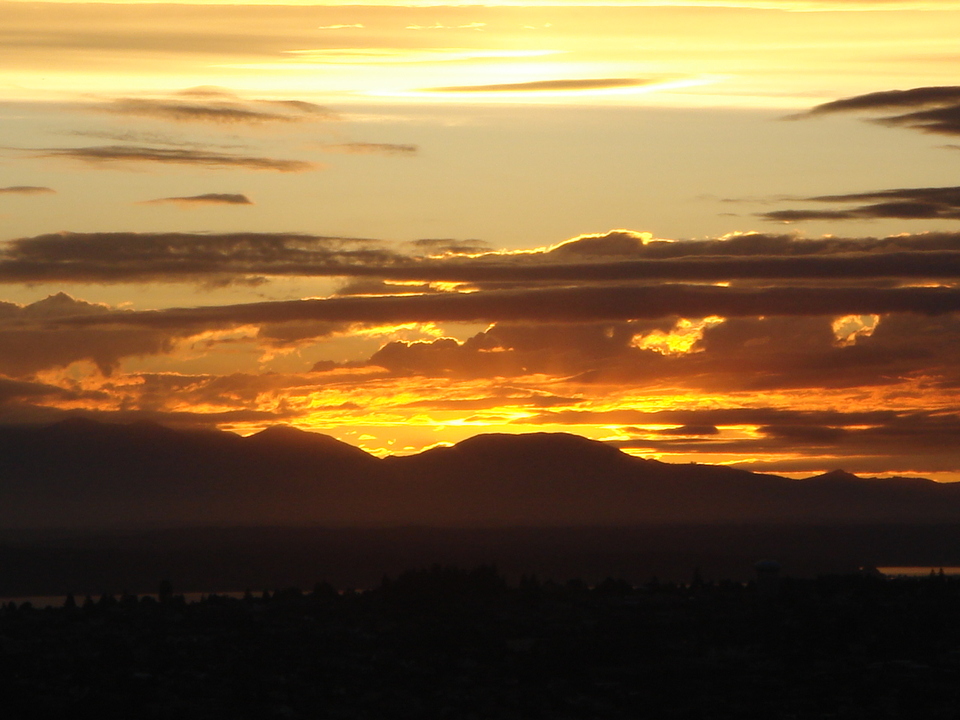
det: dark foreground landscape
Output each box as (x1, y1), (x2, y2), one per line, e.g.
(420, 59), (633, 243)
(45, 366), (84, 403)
(5, 420), (960, 716)
(3, 566), (960, 719)
(5, 523), (960, 598)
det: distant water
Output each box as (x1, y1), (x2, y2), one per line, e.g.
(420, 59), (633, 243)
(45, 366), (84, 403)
(878, 566), (960, 577)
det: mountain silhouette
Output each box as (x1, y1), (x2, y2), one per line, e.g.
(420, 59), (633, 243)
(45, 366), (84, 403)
(0, 419), (957, 529)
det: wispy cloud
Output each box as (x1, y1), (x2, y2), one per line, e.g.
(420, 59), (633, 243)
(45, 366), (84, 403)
(427, 78), (653, 93)
(141, 193), (253, 206)
(30, 145), (317, 172)
(95, 91), (338, 125)
(803, 85), (960, 136)
(318, 143), (417, 156)
(760, 185), (960, 222)
(0, 186), (54, 195)
(69, 128), (245, 149)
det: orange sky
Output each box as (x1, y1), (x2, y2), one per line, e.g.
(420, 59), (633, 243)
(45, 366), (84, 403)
(2, 1), (960, 479)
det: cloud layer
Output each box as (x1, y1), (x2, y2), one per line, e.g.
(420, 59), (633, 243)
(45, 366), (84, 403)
(142, 193), (253, 206)
(99, 92), (337, 125)
(4, 229), (960, 285)
(806, 85), (960, 136)
(761, 186), (960, 222)
(30, 145), (316, 172)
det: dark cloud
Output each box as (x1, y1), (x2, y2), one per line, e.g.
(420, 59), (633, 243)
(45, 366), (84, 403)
(99, 96), (337, 124)
(612, 411), (960, 475)
(359, 312), (960, 398)
(761, 186), (960, 222)
(762, 209), (870, 222)
(256, 320), (350, 347)
(813, 187), (960, 205)
(142, 193), (253, 206)
(7, 230), (960, 286)
(368, 322), (655, 379)
(804, 86), (960, 136)
(30, 145), (316, 172)
(0, 186), (54, 195)
(0, 376), (73, 404)
(0, 294), (931, 393)
(428, 78), (653, 93)
(518, 407), (902, 429)
(655, 425), (720, 436)
(0, 293), (182, 377)
(334, 279), (435, 296)
(60, 285), (960, 332)
(876, 106), (960, 137)
(410, 238), (492, 255)
(319, 143), (417, 155)
(0, 404), (293, 431)
(0, 232), (396, 285)
(519, 404), (960, 475)
(807, 86), (960, 115)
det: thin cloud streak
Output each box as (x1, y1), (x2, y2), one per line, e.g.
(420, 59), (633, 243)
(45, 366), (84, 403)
(803, 85), (960, 136)
(807, 86), (960, 115)
(28, 146), (317, 172)
(99, 96), (337, 124)
(428, 78), (654, 93)
(319, 143), (418, 155)
(0, 186), (55, 195)
(141, 193), (253, 206)
(761, 186), (960, 222)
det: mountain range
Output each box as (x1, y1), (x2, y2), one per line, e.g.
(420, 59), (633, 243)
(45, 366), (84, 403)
(0, 418), (956, 529)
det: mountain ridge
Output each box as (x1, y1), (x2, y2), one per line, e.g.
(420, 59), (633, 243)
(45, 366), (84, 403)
(0, 419), (954, 529)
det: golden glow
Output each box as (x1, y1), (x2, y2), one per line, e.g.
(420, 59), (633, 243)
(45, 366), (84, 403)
(20, 347), (960, 475)
(832, 314), (880, 346)
(11, 1), (960, 9)
(278, 48), (563, 65)
(6, 4), (958, 108)
(631, 317), (724, 355)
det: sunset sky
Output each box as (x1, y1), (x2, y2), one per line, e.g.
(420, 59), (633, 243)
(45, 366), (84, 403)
(3, 0), (960, 479)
